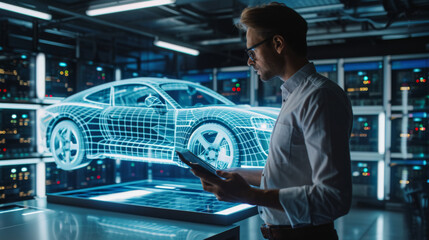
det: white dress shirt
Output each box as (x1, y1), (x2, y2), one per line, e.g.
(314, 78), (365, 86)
(259, 62), (353, 227)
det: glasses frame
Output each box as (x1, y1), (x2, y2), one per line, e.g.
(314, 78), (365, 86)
(245, 35), (274, 62)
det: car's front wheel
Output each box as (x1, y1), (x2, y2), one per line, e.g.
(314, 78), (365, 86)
(50, 120), (90, 170)
(187, 123), (239, 169)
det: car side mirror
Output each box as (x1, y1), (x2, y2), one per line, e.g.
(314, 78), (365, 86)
(152, 103), (167, 114)
(145, 96), (167, 114)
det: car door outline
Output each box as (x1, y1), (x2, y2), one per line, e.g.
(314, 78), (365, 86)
(100, 83), (176, 160)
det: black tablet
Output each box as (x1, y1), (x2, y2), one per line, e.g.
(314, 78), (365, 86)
(176, 149), (220, 179)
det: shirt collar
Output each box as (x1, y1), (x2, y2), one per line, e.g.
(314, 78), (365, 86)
(280, 62), (316, 96)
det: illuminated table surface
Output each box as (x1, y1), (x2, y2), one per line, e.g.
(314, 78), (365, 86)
(0, 198), (240, 240)
(46, 180), (257, 226)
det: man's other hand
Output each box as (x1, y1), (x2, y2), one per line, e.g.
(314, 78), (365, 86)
(189, 163), (254, 204)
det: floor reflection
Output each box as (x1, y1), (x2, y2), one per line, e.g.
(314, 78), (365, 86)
(334, 206), (423, 240)
(50, 211), (215, 240)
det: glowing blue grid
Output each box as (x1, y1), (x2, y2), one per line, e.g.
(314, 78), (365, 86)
(47, 180), (257, 225)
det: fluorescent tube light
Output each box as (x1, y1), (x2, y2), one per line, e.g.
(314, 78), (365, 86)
(378, 112), (385, 154)
(86, 0), (175, 16)
(377, 160), (384, 200)
(154, 40), (200, 56)
(0, 2), (52, 20)
(115, 68), (121, 81)
(36, 162), (46, 197)
(36, 53), (46, 100)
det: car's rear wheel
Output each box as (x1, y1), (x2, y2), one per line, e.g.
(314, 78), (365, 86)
(50, 120), (91, 170)
(187, 123), (239, 169)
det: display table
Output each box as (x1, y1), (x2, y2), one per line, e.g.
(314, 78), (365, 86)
(0, 198), (240, 240)
(46, 180), (257, 226)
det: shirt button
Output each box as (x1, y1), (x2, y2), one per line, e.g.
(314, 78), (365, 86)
(260, 211), (263, 214)
(283, 99), (285, 102)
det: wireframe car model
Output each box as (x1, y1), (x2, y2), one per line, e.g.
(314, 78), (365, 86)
(40, 78), (279, 170)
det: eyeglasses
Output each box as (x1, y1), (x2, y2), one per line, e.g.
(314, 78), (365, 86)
(245, 36), (273, 62)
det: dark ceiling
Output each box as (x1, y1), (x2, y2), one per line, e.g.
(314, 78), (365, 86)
(1, 0), (429, 73)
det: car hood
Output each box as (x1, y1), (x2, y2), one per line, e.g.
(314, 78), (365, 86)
(227, 105), (280, 119)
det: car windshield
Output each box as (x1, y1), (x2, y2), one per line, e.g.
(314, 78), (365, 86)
(160, 83), (234, 108)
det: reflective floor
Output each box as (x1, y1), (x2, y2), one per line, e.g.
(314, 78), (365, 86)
(0, 199), (240, 240)
(2, 198), (426, 240)
(238, 206), (427, 240)
(335, 207), (409, 240)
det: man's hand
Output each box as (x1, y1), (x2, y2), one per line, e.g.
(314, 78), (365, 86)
(223, 167), (263, 187)
(189, 163), (283, 210)
(189, 163), (255, 204)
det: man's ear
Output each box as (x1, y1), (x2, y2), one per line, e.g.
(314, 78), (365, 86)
(272, 35), (285, 54)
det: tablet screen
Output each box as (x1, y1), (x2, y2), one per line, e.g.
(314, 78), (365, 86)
(176, 149), (219, 177)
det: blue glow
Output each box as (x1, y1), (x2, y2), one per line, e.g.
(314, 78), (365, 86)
(90, 190), (152, 201)
(155, 185), (176, 190)
(363, 76), (369, 80)
(21, 55), (27, 59)
(251, 117), (275, 128)
(345, 62), (381, 71)
(132, 72), (139, 77)
(215, 204), (253, 215)
(409, 112), (427, 118)
(363, 168), (368, 173)
(232, 78), (238, 83)
(357, 162), (367, 167)
(413, 68), (422, 73)
(217, 71), (248, 81)
(22, 210), (44, 216)
(182, 73), (212, 83)
(0, 46), (3, 50)
(40, 78), (278, 170)
(357, 117), (366, 122)
(358, 71), (364, 76)
(392, 58), (429, 70)
(315, 64), (336, 73)
(22, 114), (28, 119)
(97, 160), (103, 164)
(0, 207), (23, 214)
(413, 166), (422, 170)
(427, 179), (429, 183)
(59, 62), (67, 67)
(392, 159), (426, 165)
(96, 67), (103, 72)
(241, 165), (264, 168)
(414, 118), (422, 122)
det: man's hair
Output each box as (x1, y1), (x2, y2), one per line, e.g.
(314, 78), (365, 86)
(237, 2), (308, 57)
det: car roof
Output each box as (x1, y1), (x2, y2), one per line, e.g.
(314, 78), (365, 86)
(64, 77), (224, 104)
(91, 77), (203, 91)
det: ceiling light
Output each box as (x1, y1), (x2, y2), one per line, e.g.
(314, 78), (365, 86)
(0, 2), (52, 20)
(86, 0), (175, 16)
(154, 40), (199, 56)
(199, 37), (241, 46)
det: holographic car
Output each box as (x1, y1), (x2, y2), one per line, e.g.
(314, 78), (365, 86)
(40, 78), (279, 170)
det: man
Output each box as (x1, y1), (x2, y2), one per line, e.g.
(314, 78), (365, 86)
(190, 3), (353, 240)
